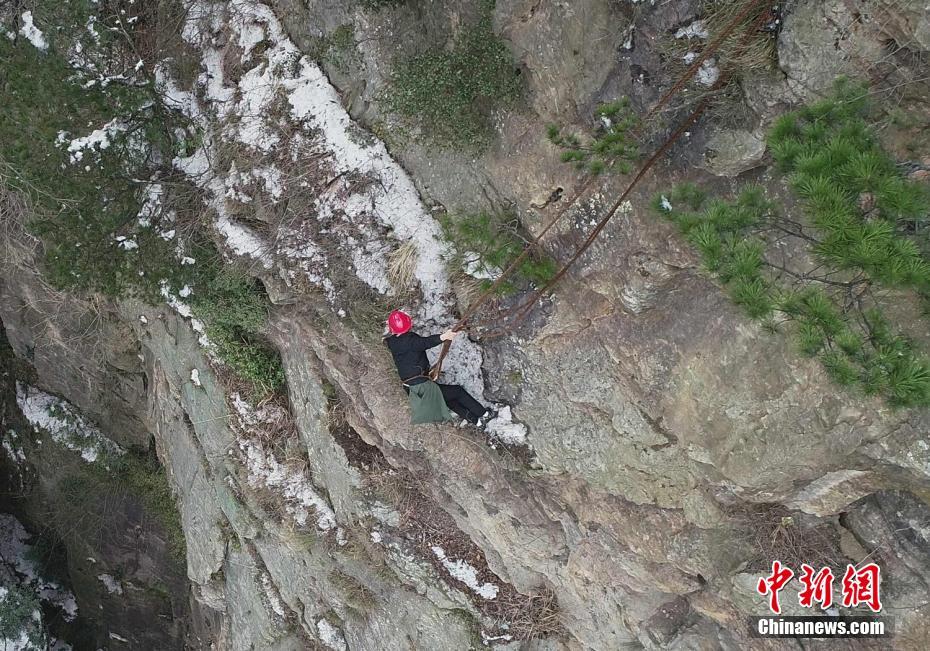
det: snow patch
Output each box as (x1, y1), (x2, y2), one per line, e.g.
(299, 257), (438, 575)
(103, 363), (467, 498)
(316, 619), (347, 651)
(62, 118), (128, 164)
(215, 215), (273, 268)
(260, 574), (286, 618)
(431, 545), (499, 599)
(19, 11), (48, 51)
(2, 430), (27, 464)
(675, 20), (709, 39)
(233, 395), (337, 531)
(115, 236), (138, 251)
(696, 58), (720, 87)
(0, 514), (79, 622)
(484, 406), (527, 446)
(97, 574), (123, 595)
(462, 253), (500, 281)
(16, 383), (123, 463)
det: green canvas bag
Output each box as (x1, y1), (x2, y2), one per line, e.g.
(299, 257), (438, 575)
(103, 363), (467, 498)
(407, 380), (455, 424)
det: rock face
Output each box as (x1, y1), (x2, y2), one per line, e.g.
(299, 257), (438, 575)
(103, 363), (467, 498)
(2, 0), (930, 650)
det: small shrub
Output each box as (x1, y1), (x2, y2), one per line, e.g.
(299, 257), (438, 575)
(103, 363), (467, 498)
(653, 183), (930, 407)
(548, 98), (639, 175)
(382, 0), (522, 149)
(190, 272), (285, 398)
(768, 78), (930, 293)
(310, 23), (360, 72)
(104, 450), (187, 560)
(440, 212), (556, 295)
(0, 585), (45, 648)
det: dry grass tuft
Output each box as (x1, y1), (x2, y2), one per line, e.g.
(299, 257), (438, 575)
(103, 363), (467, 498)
(451, 270), (484, 313)
(702, 0), (778, 74)
(658, 0), (777, 94)
(388, 240), (419, 292)
(731, 503), (847, 573)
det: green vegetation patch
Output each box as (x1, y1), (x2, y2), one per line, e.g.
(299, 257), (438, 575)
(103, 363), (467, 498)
(2, 4), (285, 397)
(0, 586), (46, 648)
(440, 211), (556, 295)
(767, 79), (930, 291)
(382, 0), (522, 149)
(652, 81), (930, 407)
(548, 99), (640, 175)
(190, 271), (285, 398)
(58, 448), (187, 561)
(0, 2), (198, 301)
(310, 23), (360, 72)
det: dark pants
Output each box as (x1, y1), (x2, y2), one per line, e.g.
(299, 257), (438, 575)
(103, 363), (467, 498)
(404, 381), (486, 423)
(439, 384), (487, 423)
(437, 383), (487, 423)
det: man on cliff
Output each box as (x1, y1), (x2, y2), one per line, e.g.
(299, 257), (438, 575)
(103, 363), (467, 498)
(383, 310), (489, 426)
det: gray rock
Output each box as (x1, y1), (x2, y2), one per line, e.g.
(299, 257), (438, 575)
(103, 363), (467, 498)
(701, 129), (766, 177)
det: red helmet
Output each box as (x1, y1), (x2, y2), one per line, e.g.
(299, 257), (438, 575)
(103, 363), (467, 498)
(387, 310), (412, 335)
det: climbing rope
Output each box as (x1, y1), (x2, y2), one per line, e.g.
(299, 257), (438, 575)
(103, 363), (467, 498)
(428, 0), (773, 379)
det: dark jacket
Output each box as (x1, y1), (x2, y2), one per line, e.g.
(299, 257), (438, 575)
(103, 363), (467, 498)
(385, 332), (442, 384)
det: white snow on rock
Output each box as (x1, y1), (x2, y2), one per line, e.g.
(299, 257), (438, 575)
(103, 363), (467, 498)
(484, 406), (527, 446)
(260, 573), (286, 618)
(431, 545), (499, 599)
(169, 0), (487, 405)
(215, 214), (273, 268)
(232, 395), (337, 531)
(115, 236), (139, 251)
(160, 282), (213, 349)
(696, 58), (720, 87)
(0, 514), (79, 622)
(2, 429), (27, 464)
(316, 619), (347, 651)
(16, 383), (123, 463)
(62, 118), (128, 164)
(97, 574), (123, 595)
(462, 253), (500, 281)
(19, 11), (48, 51)
(675, 20), (709, 39)
(481, 630), (514, 645)
(190, 368), (202, 387)
(137, 184), (164, 227)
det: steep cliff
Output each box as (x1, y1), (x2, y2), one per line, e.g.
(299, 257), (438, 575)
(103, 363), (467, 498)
(2, 1), (930, 650)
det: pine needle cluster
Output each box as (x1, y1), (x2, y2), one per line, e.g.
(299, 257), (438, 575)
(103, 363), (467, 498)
(439, 212), (556, 295)
(655, 184), (776, 319)
(548, 99), (640, 175)
(653, 79), (930, 407)
(768, 78), (930, 291)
